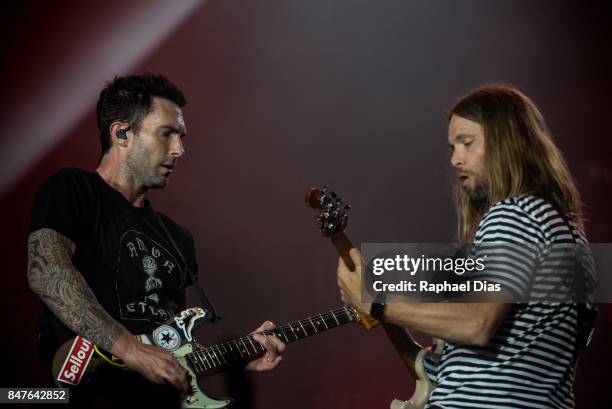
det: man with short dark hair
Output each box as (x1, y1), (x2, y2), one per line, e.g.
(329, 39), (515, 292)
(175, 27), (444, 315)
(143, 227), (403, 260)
(28, 73), (284, 407)
(337, 85), (594, 408)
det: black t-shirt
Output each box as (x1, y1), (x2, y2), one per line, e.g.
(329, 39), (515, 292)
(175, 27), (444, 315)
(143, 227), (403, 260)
(29, 167), (196, 352)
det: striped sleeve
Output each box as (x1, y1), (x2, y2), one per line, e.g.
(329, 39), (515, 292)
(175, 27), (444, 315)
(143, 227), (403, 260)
(470, 201), (544, 300)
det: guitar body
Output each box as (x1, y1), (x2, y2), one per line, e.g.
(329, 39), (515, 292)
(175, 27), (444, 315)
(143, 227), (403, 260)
(174, 343), (232, 409)
(51, 307), (232, 409)
(389, 346), (437, 409)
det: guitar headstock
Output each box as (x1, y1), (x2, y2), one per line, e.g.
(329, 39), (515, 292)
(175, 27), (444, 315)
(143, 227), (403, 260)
(305, 185), (351, 237)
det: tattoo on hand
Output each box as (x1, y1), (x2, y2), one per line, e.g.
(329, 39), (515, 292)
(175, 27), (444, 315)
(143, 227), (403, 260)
(27, 228), (123, 351)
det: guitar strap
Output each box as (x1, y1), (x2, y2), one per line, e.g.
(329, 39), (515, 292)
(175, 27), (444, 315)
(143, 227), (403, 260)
(154, 210), (221, 324)
(550, 204), (597, 352)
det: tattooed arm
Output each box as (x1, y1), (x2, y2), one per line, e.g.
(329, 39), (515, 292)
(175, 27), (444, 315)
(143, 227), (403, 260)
(27, 228), (122, 350)
(27, 228), (189, 393)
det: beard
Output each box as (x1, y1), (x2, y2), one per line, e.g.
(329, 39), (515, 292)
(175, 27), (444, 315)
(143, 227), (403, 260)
(126, 149), (169, 189)
(464, 172), (489, 208)
(142, 172), (168, 189)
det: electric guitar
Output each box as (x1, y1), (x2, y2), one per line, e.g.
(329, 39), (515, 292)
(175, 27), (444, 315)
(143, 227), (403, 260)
(52, 305), (360, 408)
(305, 185), (442, 409)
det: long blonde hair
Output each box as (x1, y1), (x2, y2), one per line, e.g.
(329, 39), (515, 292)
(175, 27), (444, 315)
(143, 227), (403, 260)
(450, 85), (584, 242)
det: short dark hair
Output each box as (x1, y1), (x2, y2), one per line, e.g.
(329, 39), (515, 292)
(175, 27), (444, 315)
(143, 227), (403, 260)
(96, 73), (186, 154)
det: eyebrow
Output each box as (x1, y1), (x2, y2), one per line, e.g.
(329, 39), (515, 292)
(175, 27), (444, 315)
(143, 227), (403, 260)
(450, 133), (476, 143)
(159, 125), (186, 137)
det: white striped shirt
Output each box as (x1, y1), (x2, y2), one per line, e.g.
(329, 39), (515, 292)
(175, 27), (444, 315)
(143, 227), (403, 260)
(425, 196), (586, 409)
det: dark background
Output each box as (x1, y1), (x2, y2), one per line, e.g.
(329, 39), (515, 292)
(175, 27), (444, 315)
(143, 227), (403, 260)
(1, 0), (611, 407)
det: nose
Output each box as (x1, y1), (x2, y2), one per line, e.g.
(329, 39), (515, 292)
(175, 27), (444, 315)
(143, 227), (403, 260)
(170, 135), (185, 158)
(451, 148), (463, 169)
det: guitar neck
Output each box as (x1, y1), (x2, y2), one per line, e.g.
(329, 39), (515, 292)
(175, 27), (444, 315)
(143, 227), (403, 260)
(304, 186), (425, 383)
(185, 307), (355, 375)
(331, 232), (355, 271)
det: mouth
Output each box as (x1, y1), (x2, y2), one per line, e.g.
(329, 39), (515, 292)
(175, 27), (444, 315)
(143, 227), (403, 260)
(161, 164), (175, 174)
(458, 174), (469, 187)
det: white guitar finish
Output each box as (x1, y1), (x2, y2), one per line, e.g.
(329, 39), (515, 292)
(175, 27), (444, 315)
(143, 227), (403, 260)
(175, 343), (232, 409)
(390, 349), (433, 409)
(390, 339), (443, 409)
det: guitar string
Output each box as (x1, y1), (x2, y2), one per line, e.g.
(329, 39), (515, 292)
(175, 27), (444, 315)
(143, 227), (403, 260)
(186, 307), (354, 368)
(196, 307), (352, 352)
(187, 308), (353, 370)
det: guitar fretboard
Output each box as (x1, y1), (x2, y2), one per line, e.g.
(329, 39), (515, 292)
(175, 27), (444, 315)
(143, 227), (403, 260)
(185, 307), (355, 375)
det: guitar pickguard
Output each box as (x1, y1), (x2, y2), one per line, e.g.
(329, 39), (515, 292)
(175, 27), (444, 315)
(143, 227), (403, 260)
(175, 343), (232, 409)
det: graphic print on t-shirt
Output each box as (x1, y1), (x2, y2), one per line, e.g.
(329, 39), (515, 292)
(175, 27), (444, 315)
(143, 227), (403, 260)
(115, 230), (184, 323)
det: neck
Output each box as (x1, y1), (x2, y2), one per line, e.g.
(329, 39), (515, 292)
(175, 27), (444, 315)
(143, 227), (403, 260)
(97, 154), (147, 207)
(186, 307), (356, 375)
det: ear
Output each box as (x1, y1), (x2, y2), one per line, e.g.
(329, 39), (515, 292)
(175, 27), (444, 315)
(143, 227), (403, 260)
(109, 122), (131, 147)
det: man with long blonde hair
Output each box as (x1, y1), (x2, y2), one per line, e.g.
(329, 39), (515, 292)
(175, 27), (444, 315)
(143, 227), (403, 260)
(338, 85), (593, 408)
(452, 85), (583, 243)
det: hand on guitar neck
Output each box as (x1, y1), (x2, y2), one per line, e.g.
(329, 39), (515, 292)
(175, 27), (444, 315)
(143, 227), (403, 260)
(306, 185), (438, 409)
(337, 248), (373, 317)
(245, 321), (286, 371)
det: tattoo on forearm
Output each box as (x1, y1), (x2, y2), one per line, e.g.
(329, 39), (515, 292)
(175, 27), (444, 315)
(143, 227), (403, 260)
(27, 228), (124, 351)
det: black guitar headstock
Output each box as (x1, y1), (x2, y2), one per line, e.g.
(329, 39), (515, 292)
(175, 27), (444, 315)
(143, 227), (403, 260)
(305, 185), (351, 237)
